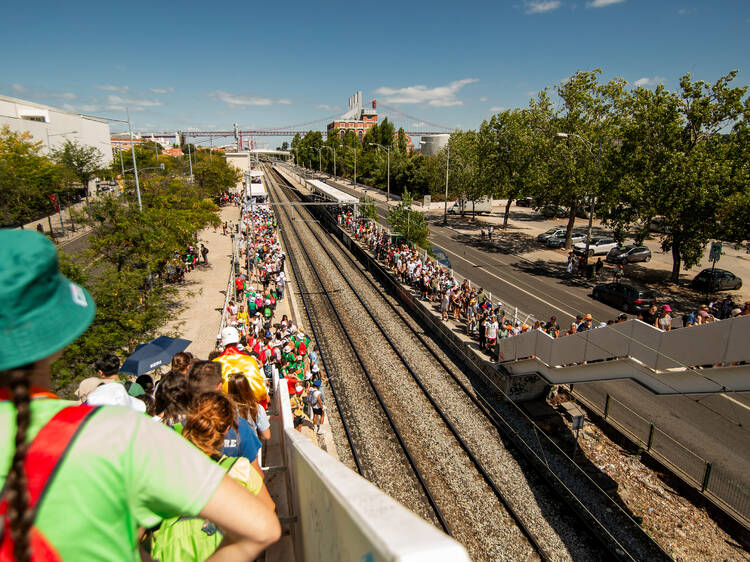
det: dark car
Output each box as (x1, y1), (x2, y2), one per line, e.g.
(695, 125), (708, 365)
(606, 245), (652, 264)
(516, 196), (534, 207)
(431, 245), (451, 269)
(541, 205), (569, 219)
(592, 281), (658, 313)
(691, 268), (743, 292)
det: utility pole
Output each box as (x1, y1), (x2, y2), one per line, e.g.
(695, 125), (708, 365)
(443, 142), (450, 225)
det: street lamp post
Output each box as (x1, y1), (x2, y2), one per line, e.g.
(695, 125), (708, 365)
(369, 143), (390, 202)
(186, 138), (194, 182)
(126, 108), (143, 212)
(555, 132), (602, 257)
(444, 142), (450, 225)
(45, 130), (78, 236)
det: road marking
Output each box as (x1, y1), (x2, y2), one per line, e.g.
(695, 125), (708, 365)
(721, 393), (750, 412)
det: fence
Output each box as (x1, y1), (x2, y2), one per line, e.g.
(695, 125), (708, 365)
(575, 390), (750, 528)
(218, 236), (238, 334)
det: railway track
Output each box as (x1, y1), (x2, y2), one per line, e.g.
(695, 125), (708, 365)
(265, 164), (620, 560)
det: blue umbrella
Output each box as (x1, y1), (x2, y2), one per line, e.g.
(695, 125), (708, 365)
(120, 336), (191, 375)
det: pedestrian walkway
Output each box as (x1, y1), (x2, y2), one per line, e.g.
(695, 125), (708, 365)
(163, 205), (240, 358)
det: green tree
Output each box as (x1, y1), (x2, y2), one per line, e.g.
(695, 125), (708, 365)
(612, 71), (747, 281)
(447, 131), (485, 218)
(388, 190), (429, 248)
(359, 197), (378, 221)
(51, 139), (105, 198)
(0, 126), (61, 227)
(193, 156), (242, 198)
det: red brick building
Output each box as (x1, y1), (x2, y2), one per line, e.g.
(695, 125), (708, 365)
(326, 91), (377, 140)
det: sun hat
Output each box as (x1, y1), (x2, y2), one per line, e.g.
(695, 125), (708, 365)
(584, 314), (593, 321)
(75, 377), (108, 402)
(661, 304), (672, 312)
(220, 326), (240, 346)
(731, 308), (742, 317)
(0, 231), (96, 371)
(313, 379), (322, 387)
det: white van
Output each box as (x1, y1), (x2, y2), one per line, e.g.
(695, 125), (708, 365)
(448, 196), (492, 215)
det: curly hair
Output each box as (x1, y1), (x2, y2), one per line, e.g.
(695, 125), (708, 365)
(153, 373), (193, 426)
(182, 392), (236, 457)
(226, 373), (258, 422)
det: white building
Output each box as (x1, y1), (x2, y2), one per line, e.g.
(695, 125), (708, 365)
(0, 94), (112, 164)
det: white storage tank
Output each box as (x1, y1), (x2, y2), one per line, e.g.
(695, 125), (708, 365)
(420, 133), (450, 155)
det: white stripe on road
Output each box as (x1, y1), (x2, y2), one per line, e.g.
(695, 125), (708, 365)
(435, 244), (578, 321)
(721, 393), (750, 412)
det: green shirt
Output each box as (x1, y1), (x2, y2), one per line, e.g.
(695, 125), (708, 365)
(1, 399), (226, 561)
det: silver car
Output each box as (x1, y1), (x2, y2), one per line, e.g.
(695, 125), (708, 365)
(574, 237), (618, 256)
(547, 232), (586, 248)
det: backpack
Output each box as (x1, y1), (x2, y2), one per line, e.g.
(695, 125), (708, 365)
(1, 405), (98, 561)
(306, 389), (319, 407)
(150, 456), (239, 562)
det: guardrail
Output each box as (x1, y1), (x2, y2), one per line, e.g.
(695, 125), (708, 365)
(271, 371), (470, 561)
(218, 236), (238, 334)
(575, 390), (750, 530)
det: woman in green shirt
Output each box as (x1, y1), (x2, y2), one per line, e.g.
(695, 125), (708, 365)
(0, 231), (280, 561)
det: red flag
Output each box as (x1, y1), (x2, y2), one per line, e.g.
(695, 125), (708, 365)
(48, 193), (59, 212)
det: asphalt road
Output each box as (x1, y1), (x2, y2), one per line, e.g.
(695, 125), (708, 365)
(316, 174), (750, 493)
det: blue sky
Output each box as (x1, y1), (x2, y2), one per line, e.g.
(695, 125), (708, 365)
(2, 0), (748, 144)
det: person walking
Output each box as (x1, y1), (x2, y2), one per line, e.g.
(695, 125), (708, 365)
(200, 243), (209, 264)
(0, 231), (280, 561)
(308, 379), (326, 434)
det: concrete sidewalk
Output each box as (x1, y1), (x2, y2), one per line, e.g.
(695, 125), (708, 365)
(22, 199), (92, 246)
(163, 205), (240, 359)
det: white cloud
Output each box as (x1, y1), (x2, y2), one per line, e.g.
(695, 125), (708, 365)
(208, 90), (291, 107)
(150, 87), (174, 94)
(524, 1), (561, 14)
(634, 76), (665, 87)
(490, 106), (507, 112)
(106, 94), (164, 108)
(479, 96), (488, 102)
(317, 104), (342, 111)
(80, 104), (100, 112)
(586, 0), (625, 7)
(96, 85), (129, 92)
(373, 78), (479, 107)
(11, 83), (27, 93)
(62, 104), (76, 112)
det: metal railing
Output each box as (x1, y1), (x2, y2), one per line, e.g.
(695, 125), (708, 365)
(576, 390), (750, 528)
(218, 237), (238, 335)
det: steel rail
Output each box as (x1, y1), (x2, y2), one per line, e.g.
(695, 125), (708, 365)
(266, 166), (452, 535)
(274, 169), (671, 560)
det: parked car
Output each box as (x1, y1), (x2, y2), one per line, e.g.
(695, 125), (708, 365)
(691, 268), (743, 292)
(537, 227), (566, 243)
(649, 216), (671, 234)
(606, 245), (652, 264)
(592, 281), (658, 313)
(547, 232), (586, 249)
(431, 245), (452, 269)
(540, 205), (569, 219)
(574, 237), (618, 256)
(516, 196), (534, 207)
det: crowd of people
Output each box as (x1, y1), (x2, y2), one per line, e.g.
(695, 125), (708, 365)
(346, 217), (750, 355)
(0, 230), (281, 561)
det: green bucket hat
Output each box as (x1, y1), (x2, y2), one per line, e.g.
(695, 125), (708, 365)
(0, 230), (96, 371)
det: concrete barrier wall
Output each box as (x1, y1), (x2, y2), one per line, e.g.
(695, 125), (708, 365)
(272, 375), (470, 562)
(499, 315), (750, 374)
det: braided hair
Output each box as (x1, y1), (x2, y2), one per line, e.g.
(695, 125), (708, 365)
(3, 366), (34, 562)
